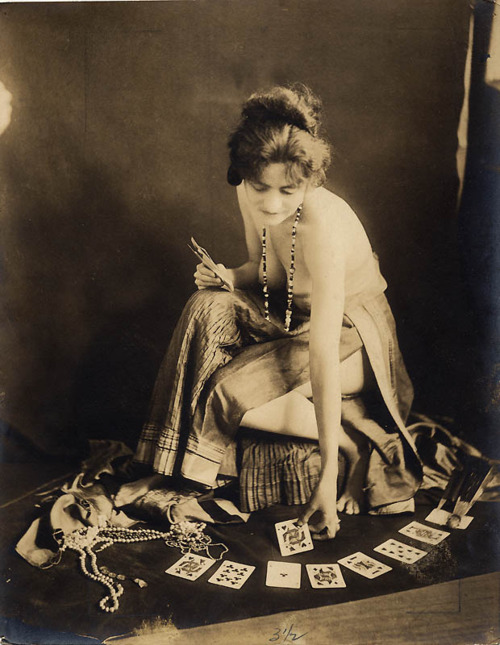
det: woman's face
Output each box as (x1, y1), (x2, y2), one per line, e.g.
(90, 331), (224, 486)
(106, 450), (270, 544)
(244, 163), (309, 227)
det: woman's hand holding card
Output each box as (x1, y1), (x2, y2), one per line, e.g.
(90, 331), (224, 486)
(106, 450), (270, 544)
(190, 237), (234, 292)
(298, 480), (340, 541)
(194, 261), (233, 291)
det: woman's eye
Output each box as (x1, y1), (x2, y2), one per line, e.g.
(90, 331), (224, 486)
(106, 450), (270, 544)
(251, 184), (266, 192)
(281, 189), (296, 196)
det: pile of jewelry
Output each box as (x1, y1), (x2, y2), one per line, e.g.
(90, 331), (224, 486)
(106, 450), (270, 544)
(164, 520), (227, 559)
(57, 521), (227, 613)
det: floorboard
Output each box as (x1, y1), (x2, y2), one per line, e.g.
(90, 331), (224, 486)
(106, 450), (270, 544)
(113, 572), (500, 645)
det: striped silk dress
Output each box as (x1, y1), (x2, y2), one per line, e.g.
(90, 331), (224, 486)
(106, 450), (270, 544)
(134, 245), (422, 515)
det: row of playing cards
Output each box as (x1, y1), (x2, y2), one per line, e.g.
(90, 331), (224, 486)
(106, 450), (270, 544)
(275, 517), (448, 556)
(266, 561), (346, 589)
(165, 553), (255, 589)
(164, 519), (451, 590)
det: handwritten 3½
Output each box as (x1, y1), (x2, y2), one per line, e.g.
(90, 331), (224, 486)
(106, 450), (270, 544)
(269, 624), (309, 642)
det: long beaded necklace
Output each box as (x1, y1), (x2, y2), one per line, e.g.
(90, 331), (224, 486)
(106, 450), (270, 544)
(56, 521), (228, 613)
(262, 204), (302, 332)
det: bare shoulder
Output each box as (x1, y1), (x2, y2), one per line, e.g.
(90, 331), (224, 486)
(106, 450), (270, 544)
(304, 187), (357, 225)
(302, 187), (354, 240)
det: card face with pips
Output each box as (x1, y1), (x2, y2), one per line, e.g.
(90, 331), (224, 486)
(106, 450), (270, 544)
(207, 560), (255, 589)
(266, 561), (301, 589)
(373, 539), (427, 564)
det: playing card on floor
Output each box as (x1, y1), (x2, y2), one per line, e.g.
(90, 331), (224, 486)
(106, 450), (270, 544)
(266, 561), (302, 588)
(207, 560), (256, 589)
(306, 564), (346, 589)
(165, 553), (216, 581)
(399, 521), (450, 545)
(338, 552), (392, 579)
(425, 508), (474, 529)
(275, 518), (314, 557)
(374, 538), (427, 564)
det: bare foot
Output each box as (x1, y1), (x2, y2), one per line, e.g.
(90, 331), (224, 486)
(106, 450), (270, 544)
(337, 488), (363, 515)
(336, 442), (369, 515)
(114, 474), (167, 507)
(337, 460), (365, 514)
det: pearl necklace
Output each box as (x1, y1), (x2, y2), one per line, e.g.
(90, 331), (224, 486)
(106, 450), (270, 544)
(57, 521), (228, 613)
(262, 204), (302, 332)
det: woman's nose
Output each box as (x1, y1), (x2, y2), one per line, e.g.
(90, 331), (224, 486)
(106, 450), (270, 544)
(262, 192), (282, 214)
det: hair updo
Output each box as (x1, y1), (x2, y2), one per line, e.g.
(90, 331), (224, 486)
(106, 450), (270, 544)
(227, 83), (331, 187)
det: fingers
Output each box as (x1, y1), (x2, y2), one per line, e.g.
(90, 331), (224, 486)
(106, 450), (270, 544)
(299, 508), (340, 542)
(312, 527), (337, 541)
(194, 263), (222, 289)
(297, 504), (317, 527)
(310, 517), (341, 541)
(305, 507), (341, 539)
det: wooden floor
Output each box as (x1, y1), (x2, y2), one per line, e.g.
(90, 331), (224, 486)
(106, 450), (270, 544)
(111, 572), (500, 645)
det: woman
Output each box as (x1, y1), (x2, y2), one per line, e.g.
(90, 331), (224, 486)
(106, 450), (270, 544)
(116, 84), (421, 539)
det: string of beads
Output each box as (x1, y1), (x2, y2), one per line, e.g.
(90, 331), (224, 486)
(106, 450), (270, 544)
(58, 521), (227, 613)
(262, 204), (302, 332)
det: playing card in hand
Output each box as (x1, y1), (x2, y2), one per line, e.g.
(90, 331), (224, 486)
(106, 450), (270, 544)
(165, 553), (216, 581)
(306, 563), (346, 589)
(338, 552), (392, 579)
(374, 538), (427, 564)
(399, 521), (450, 545)
(275, 518), (314, 557)
(207, 560), (255, 590)
(266, 561), (302, 588)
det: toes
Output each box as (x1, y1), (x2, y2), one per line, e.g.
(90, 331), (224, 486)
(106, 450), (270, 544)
(337, 497), (361, 515)
(346, 500), (361, 515)
(347, 499), (358, 515)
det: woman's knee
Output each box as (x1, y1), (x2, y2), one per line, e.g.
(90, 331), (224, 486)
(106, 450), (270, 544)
(341, 348), (374, 395)
(184, 288), (236, 321)
(181, 289), (239, 344)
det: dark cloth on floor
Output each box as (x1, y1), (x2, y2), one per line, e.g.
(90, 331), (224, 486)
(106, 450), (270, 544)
(15, 441), (248, 569)
(134, 288), (422, 515)
(7, 482), (500, 641)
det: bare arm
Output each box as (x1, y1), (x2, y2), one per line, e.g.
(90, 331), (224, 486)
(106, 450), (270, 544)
(299, 199), (346, 538)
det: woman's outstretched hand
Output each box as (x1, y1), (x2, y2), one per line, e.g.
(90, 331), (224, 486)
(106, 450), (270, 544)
(194, 262), (232, 290)
(298, 480), (340, 540)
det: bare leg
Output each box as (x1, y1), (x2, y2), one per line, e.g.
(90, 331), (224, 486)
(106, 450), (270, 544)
(241, 390), (319, 440)
(335, 422), (370, 515)
(241, 348), (370, 435)
(240, 348), (373, 514)
(114, 473), (168, 507)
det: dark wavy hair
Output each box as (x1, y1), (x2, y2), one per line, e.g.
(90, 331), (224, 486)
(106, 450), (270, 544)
(227, 84), (331, 187)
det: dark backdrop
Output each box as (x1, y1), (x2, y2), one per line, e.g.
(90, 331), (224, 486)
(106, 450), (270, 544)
(0, 1), (474, 456)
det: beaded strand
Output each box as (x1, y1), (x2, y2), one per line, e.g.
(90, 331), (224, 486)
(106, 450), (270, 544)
(262, 204), (302, 332)
(58, 521), (228, 613)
